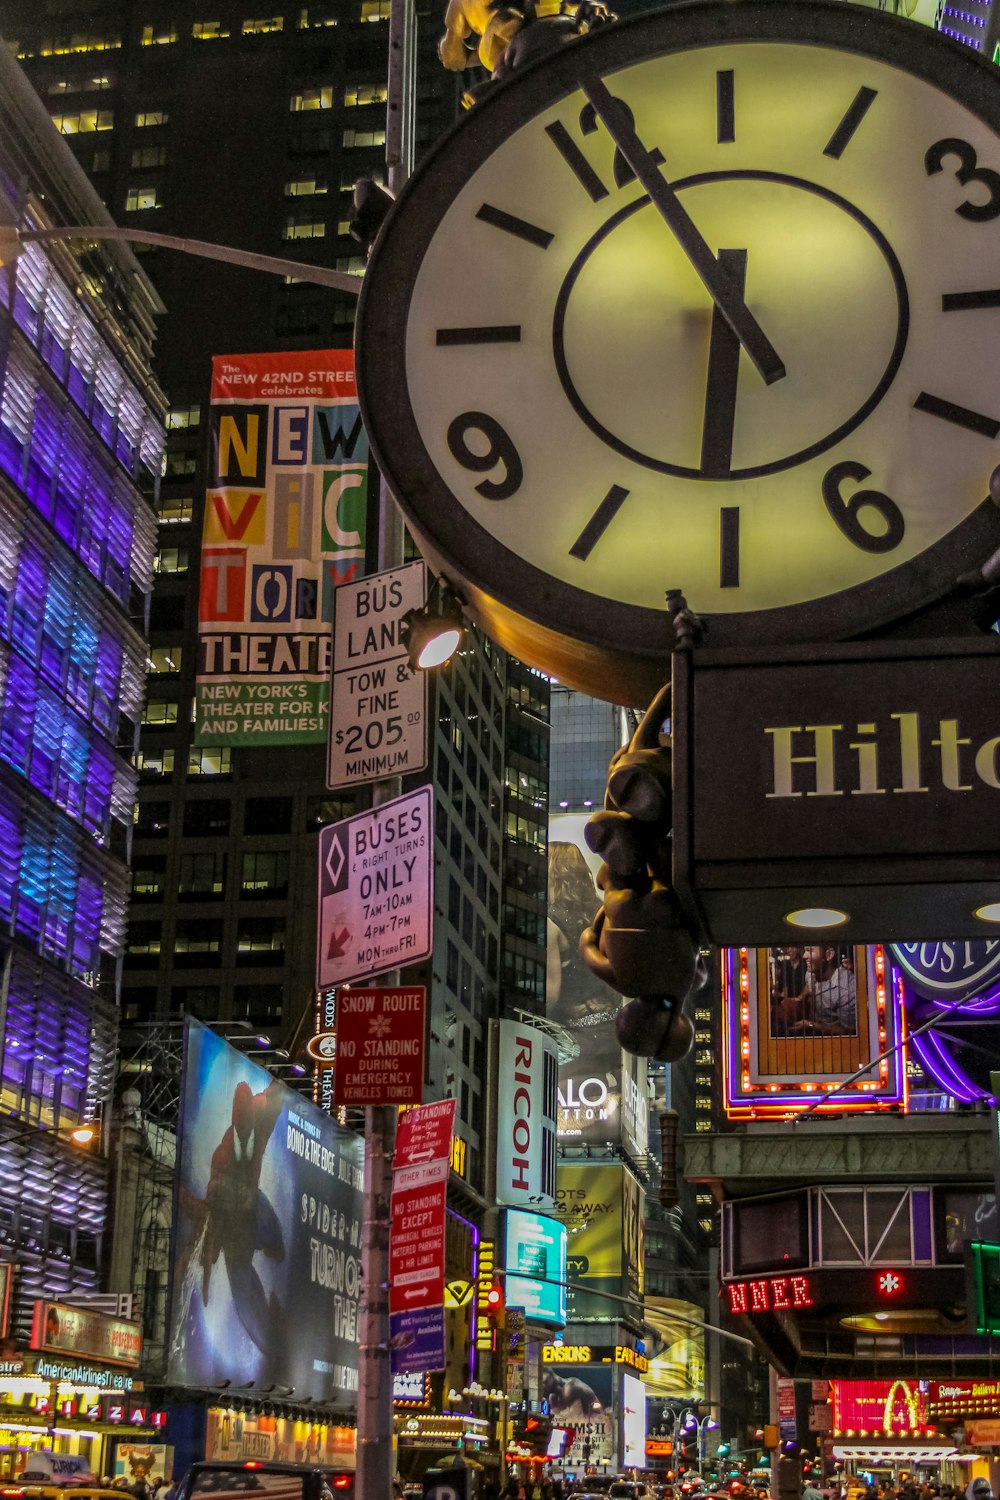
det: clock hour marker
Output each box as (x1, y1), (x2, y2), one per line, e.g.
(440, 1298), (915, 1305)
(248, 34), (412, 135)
(701, 249), (747, 478)
(569, 484), (630, 560)
(942, 289), (1000, 311)
(720, 506), (741, 588)
(436, 325), (521, 346)
(717, 70), (735, 144)
(823, 85), (878, 160)
(913, 391), (1000, 438)
(475, 203), (554, 249)
(545, 119), (609, 202)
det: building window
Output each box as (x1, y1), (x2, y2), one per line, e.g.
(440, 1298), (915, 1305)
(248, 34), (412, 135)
(142, 700), (179, 725)
(154, 546), (188, 574)
(134, 110), (168, 127)
(164, 453), (197, 477)
(283, 217), (325, 240)
(241, 850), (290, 898)
(188, 747), (233, 776)
(334, 255), (365, 274)
(147, 645), (183, 674)
(192, 20), (230, 38)
(91, 149), (111, 172)
(29, 32), (122, 55)
(343, 82), (388, 106)
(141, 24), (178, 43)
(183, 799), (231, 835)
(131, 145), (168, 168)
(126, 185), (161, 211)
(127, 920), (162, 957)
(135, 801), (171, 837)
(174, 918), (223, 959)
(166, 404), (201, 430)
(135, 747), (176, 777)
(132, 858), (167, 897)
(158, 495), (194, 524)
(342, 127), (385, 149)
(178, 852), (226, 898)
(289, 86), (332, 111)
(285, 175), (327, 196)
(236, 918), (286, 961)
(244, 797), (292, 835)
(242, 16), (284, 31)
(274, 301), (322, 335)
(359, 1), (391, 19)
(51, 109), (114, 134)
(48, 75), (112, 93)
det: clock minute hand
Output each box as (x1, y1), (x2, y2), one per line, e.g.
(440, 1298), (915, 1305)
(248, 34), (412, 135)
(580, 75), (786, 387)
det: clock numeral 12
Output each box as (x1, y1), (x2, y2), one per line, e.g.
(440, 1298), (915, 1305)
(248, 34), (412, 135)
(546, 97), (664, 199)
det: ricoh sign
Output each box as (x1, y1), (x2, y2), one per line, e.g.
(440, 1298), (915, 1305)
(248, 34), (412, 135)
(673, 639), (1000, 944)
(495, 1020), (557, 1209)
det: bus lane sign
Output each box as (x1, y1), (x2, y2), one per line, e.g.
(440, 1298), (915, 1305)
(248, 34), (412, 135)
(316, 786), (433, 987)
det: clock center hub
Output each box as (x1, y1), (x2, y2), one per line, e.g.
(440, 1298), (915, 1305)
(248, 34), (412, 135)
(552, 170), (908, 481)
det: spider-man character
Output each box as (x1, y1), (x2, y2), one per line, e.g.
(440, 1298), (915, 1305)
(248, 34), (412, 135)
(195, 1078), (286, 1354)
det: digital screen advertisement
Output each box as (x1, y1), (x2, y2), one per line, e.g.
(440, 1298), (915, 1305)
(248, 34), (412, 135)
(546, 1362), (614, 1471)
(167, 1021), (364, 1404)
(504, 1209), (567, 1327)
(622, 1370), (647, 1467)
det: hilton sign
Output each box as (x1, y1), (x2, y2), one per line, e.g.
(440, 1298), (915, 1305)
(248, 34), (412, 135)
(672, 638), (1000, 944)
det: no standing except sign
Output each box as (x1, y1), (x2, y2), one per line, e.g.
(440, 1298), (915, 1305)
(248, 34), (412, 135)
(316, 786), (434, 987)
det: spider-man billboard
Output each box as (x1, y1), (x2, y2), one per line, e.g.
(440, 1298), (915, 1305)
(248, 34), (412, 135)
(167, 1021), (363, 1404)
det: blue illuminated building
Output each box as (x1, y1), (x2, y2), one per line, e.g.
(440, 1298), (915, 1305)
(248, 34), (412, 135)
(0, 45), (165, 1340)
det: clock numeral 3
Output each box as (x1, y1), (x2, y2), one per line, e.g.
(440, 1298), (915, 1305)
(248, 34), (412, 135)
(822, 460), (905, 554)
(446, 412), (523, 500)
(925, 137), (1000, 222)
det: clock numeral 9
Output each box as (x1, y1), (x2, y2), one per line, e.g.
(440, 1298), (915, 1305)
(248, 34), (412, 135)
(822, 460), (905, 554)
(446, 411), (523, 500)
(925, 137), (1000, 222)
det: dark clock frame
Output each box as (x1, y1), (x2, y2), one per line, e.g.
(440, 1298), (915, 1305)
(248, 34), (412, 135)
(355, 0), (1000, 703)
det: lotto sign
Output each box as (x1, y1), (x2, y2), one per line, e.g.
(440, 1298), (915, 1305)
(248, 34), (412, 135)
(328, 560), (428, 790)
(317, 786), (433, 987)
(195, 351), (367, 746)
(333, 987), (425, 1106)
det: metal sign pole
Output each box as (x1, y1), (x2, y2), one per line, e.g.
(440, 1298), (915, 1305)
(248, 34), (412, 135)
(354, 0), (415, 1483)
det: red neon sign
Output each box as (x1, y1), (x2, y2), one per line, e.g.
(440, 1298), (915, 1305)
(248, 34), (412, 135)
(876, 1270), (904, 1297)
(726, 1275), (814, 1314)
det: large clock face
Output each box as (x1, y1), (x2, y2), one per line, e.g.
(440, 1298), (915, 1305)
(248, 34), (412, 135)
(355, 2), (1000, 700)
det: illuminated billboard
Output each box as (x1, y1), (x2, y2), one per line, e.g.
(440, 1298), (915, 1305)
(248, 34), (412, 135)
(722, 944), (904, 1117)
(547, 812), (627, 1146)
(167, 1020), (363, 1404)
(496, 1020), (558, 1210)
(544, 1362), (614, 1471)
(644, 1297), (706, 1401)
(622, 1370), (647, 1468)
(503, 1209), (567, 1327)
(555, 1162), (644, 1316)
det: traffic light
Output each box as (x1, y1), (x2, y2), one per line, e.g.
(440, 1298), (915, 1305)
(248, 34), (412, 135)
(717, 1444), (731, 1458)
(485, 1280), (506, 1327)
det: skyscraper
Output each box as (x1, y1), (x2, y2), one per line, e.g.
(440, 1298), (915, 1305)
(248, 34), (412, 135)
(0, 28), (165, 1398)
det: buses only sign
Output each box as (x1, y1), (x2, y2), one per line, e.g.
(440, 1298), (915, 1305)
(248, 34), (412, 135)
(316, 786), (433, 987)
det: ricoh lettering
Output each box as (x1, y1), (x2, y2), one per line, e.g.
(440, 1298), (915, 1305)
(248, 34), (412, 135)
(766, 712), (1000, 798)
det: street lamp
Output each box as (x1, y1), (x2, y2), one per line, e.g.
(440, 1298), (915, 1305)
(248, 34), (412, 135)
(0, 1115), (97, 1148)
(0, 223), (365, 296)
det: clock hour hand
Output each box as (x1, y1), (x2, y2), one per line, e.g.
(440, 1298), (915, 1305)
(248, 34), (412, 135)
(580, 75), (786, 386)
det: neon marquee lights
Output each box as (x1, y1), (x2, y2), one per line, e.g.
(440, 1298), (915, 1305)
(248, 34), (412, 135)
(725, 1275), (814, 1314)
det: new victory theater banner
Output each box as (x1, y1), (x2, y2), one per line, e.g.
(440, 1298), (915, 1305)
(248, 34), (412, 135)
(195, 350), (367, 746)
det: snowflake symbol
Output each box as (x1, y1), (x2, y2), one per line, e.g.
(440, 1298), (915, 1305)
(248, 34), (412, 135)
(878, 1272), (901, 1295)
(370, 1014), (392, 1038)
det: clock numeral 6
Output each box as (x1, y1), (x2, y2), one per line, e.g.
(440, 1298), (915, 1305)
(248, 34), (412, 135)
(822, 460), (905, 554)
(925, 136), (1000, 222)
(446, 411), (523, 500)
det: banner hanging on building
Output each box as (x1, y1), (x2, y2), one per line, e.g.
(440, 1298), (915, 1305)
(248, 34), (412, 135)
(195, 351), (367, 746)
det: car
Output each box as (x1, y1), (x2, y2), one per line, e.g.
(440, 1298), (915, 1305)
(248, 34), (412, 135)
(19, 1489), (124, 1500)
(609, 1485), (657, 1500)
(173, 1462), (355, 1500)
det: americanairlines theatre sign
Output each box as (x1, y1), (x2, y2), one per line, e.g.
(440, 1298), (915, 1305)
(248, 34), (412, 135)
(672, 638), (1000, 945)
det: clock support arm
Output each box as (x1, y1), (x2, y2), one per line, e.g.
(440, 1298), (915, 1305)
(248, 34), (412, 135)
(580, 75), (786, 386)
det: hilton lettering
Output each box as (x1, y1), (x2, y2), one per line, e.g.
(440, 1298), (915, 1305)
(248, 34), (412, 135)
(765, 712), (1000, 798)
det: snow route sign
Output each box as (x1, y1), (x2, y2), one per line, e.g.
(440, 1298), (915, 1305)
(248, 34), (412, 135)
(333, 986), (426, 1107)
(316, 785), (433, 987)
